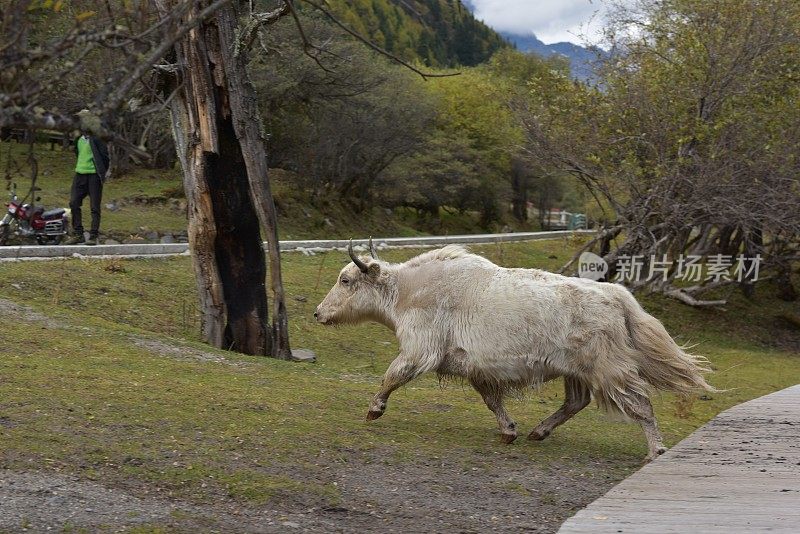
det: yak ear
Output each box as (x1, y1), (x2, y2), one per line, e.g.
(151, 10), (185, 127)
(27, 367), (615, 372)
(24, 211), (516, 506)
(367, 262), (381, 279)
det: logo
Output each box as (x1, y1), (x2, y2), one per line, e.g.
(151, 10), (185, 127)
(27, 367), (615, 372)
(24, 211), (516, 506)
(578, 252), (608, 281)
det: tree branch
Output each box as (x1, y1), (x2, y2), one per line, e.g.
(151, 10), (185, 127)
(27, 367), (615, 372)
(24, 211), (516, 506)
(663, 287), (727, 307)
(102, 0), (234, 114)
(558, 226), (622, 274)
(236, 1), (291, 56)
(286, 0), (337, 74)
(297, 0), (460, 80)
(0, 107), (150, 161)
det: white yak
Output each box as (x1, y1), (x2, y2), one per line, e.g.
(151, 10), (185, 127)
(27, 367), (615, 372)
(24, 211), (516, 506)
(315, 242), (716, 461)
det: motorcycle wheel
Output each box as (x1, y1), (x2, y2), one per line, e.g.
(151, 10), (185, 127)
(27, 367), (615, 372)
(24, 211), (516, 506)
(36, 236), (63, 246)
(0, 225), (8, 246)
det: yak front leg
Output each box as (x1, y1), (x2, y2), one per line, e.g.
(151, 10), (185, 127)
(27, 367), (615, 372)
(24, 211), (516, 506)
(472, 380), (517, 444)
(528, 376), (591, 441)
(367, 353), (427, 421)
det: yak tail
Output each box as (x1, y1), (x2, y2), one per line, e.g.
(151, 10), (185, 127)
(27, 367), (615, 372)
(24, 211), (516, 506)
(624, 300), (718, 395)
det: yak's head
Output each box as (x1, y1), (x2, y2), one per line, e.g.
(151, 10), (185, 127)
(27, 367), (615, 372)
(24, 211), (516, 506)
(315, 239), (388, 326)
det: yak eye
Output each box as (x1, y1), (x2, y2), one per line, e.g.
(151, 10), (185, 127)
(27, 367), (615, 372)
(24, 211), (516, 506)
(341, 277), (350, 286)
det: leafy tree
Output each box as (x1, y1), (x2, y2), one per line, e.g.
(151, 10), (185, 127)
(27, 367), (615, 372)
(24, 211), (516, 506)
(328, 0), (508, 67)
(381, 66), (525, 228)
(485, 49), (574, 222)
(382, 132), (488, 222)
(252, 14), (437, 209)
(520, 0), (800, 305)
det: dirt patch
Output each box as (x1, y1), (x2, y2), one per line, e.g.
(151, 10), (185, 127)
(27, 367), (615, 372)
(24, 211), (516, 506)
(0, 299), (240, 367)
(131, 337), (247, 366)
(0, 451), (628, 533)
(306, 452), (624, 533)
(0, 298), (65, 329)
(771, 313), (800, 353)
(0, 469), (258, 532)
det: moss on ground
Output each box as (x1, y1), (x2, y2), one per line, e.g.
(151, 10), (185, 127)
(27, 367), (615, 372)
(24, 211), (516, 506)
(0, 239), (798, 511)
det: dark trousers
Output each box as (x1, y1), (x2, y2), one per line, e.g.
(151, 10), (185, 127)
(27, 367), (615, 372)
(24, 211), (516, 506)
(70, 173), (103, 236)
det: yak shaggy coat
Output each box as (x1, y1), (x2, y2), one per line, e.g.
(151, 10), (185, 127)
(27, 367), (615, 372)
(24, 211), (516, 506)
(316, 245), (715, 460)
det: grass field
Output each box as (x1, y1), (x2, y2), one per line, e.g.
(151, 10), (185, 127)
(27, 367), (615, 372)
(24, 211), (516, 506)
(0, 141), (536, 240)
(2, 141), (187, 236)
(0, 238), (798, 531)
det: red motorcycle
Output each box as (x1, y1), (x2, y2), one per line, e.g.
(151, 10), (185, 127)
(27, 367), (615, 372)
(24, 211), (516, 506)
(0, 182), (69, 245)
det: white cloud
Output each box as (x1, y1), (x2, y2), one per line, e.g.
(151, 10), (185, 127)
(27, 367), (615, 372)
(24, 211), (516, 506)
(468, 0), (612, 45)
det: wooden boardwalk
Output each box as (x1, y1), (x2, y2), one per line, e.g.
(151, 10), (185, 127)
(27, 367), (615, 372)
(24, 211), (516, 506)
(559, 384), (800, 533)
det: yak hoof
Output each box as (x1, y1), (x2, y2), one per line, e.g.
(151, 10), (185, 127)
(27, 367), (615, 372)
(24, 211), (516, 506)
(500, 433), (517, 444)
(527, 428), (551, 441)
(644, 447), (668, 462)
(366, 410), (384, 421)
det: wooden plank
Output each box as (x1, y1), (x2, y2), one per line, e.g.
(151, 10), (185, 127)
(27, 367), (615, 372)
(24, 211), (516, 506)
(559, 384), (800, 533)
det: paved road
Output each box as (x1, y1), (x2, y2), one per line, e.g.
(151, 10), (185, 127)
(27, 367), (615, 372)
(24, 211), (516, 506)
(0, 229), (591, 261)
(559, 384), (800, 533)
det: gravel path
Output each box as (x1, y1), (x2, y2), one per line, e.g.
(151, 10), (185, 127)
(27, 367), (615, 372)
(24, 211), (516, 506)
(0, 453), (623, 533)
(0, 470), (207, 532)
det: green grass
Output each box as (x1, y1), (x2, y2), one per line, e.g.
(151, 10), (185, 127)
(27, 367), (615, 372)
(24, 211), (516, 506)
(2, 141), (187, 237)
(0, 239), (798, 511)
(0, 141), (539, 239)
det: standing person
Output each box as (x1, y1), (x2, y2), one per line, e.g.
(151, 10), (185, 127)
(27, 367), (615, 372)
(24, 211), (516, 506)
(64, 125), (109, 245)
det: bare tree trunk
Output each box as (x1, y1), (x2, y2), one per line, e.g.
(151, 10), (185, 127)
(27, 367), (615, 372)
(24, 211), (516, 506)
(511, 174), (528, 222)
(775, 265), (798, 302)
(511, 158), (529, 222)
(214, 4), (291, 359)
(740, 226), (763, 299)
(156, 0), (290, 358)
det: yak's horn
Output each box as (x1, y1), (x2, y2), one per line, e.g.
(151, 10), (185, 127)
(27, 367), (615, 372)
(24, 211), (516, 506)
(348, 239), (369, 273)
(368, 236), (380, 260)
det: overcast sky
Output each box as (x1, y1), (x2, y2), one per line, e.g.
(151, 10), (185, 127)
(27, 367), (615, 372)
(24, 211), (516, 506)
(467, 0), (616, 45)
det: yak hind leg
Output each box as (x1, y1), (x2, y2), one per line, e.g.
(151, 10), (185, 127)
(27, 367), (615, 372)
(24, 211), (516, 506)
(528, 376), (591, 441)
(599, 385), (667, 462)
(471, 380), (517, 444)
(628, 393), (667, 462)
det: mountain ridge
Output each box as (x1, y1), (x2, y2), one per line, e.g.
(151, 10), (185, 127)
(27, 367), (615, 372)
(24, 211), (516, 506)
(460, 1), (604, 80)
(327, 0), (602, 78)
(501, 31), (604, 81)
(328, 0), (508, 67)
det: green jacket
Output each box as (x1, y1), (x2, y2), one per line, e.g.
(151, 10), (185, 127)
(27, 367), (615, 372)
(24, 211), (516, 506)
(74, 135), (110, 180)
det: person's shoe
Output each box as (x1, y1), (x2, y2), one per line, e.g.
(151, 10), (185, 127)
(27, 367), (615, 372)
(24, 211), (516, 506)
(85, 235), (98, 246)
(64, 234), (85, 245)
